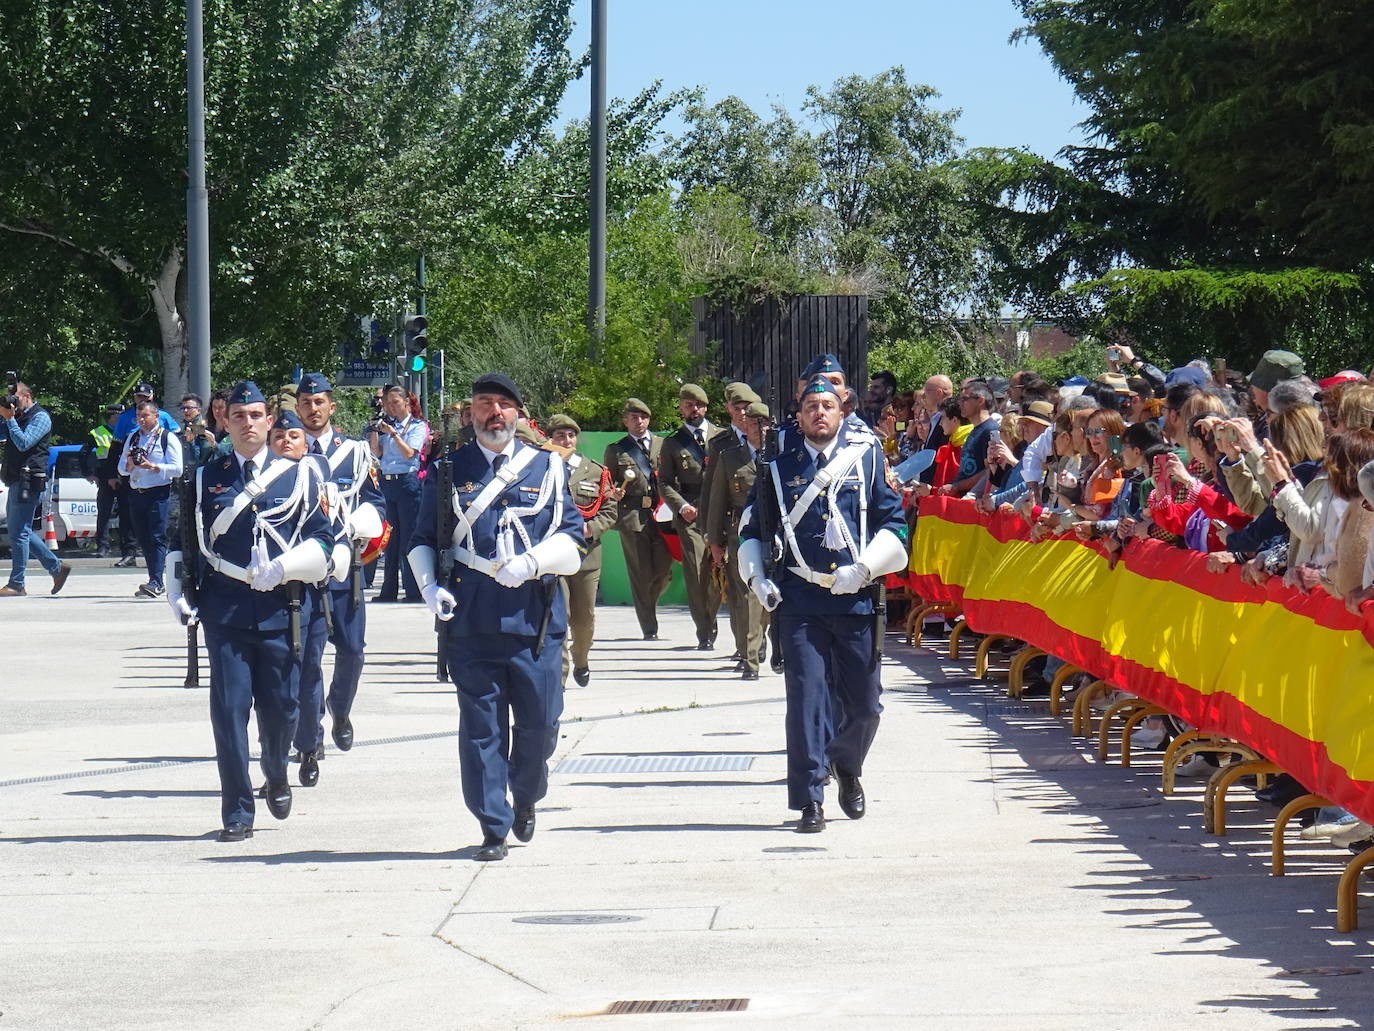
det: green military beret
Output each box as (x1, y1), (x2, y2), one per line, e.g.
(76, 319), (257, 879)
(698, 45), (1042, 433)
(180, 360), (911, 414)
(624, 397), (651, 416)
(545, 413), (580, 434)
(724, 382), (759, 405)
(679, 383), (708, 404)
(746, 400), (770, 420)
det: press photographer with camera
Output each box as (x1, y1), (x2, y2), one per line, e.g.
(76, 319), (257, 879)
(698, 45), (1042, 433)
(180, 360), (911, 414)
(1, 376), (73, 597)
(118, 400), (183, 598)
(367, 384), (426, 602)
(177, 393), (220, 467)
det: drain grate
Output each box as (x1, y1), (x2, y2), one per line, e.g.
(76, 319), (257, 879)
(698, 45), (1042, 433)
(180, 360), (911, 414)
(555, 755), (756, 775)
(606, 999), (749, 1015)
(513, 913), (643, 925)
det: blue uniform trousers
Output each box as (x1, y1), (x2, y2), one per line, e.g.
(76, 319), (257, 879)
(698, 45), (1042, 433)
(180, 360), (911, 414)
(204, 622), (300, 827)
(379, 473), (421, 598)
(446, 632), (565, 839)
(293, 583), (366, 753)
(294, 595), (329, 754)
(779, 613), (882, 810)
(326, 583), (367, 723)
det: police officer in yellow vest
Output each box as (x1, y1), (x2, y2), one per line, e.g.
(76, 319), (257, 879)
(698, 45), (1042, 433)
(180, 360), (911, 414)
(81, 403), (124, 558)
(604, 398), (672, 640)
(658, 383), (724, 650)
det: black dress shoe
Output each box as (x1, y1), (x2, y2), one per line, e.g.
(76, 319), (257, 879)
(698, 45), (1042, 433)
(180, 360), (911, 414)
(732, 660), (746, 673)
(770, 654), (784, 674)
(697, 638), (713, 651)
(265, 781), (292, 820)
(299, 750), (320, 787)
(512, 806), (536, 843)
(728, 650), (742, 662)
(834, 768), (865, 820)
(643, 632), (659, 641)
(218, 823), (253, 842)
(331, 711), (354, 752)
(475, 835), (508, 861)
(797, 802), (825, 833)
(573, 667), (590, 687)
(372, 593), (398, 603)
(741, 669), (760, 681)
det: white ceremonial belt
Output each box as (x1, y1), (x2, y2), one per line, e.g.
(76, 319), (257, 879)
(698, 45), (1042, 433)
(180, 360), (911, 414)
(788, 565), (835, 589)
(448, 546), (500, 576)
(201, 552), (254, 585)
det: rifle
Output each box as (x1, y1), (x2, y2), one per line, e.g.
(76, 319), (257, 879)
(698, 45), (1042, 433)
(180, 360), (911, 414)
(435, 413), (457, 682)
(532, 579), (557, 658)
(754, 416), (784, 673)
(179, 464), (201, 688)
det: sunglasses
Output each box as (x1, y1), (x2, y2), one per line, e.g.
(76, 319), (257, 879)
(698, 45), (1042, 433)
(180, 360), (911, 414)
(1086, 427), (1107, 437)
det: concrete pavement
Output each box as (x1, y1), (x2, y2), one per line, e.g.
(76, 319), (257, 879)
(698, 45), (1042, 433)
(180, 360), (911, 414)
(2, 560), (1372, 1028)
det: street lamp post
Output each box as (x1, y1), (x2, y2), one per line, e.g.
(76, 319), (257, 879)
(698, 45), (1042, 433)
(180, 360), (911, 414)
(186, 0), (212, 401)
(587, 0), (607, 360)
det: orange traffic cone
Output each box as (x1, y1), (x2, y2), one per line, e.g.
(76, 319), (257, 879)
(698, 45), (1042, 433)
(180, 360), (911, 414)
(44, 509), (58, 545)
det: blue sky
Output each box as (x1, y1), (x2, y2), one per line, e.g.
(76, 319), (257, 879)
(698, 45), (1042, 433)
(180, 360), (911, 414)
(561, 0), (1087, 157)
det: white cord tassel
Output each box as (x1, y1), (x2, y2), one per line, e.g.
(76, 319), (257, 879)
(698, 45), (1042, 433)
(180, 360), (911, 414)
(823, 511), (848, 551)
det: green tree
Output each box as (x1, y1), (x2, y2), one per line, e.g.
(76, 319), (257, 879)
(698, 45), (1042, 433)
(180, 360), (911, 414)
(0, 0), (582, 407)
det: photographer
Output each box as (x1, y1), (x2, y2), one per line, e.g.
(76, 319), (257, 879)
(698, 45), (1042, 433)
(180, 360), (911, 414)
(367, 384), (425, 602)
(118, 400), (183, 598)
(0, 379), (73, 597)
(177, 393), (220, 467)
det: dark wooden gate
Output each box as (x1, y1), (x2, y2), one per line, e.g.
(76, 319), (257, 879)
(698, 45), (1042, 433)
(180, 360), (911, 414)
(690, 294), (869, 415)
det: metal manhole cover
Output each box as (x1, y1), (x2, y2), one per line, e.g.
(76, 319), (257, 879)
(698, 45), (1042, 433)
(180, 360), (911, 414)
(606, 999), (749, 1015)
(555, 755), (756, 775)
(1277, 967), (1363, 978)
(762, 846), (826, 854)
(1142, 873), (1212, 882)
(512, 913), (643, 926)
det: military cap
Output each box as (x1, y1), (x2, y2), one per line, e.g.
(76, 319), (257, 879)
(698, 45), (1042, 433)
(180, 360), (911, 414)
(471, 372), (523, 407)
(725, 382), (761, 405)
(800, 375), (840, 398)
(298, 371), (332, 395)
(745, 400), (770, 420)
(1249, 350), (1306, 392)
(624, 397), (651, 416)
(545, 413), (581, 434)
(134, 381), (155, 397)
(272, 410), (305, 432)
(679, 383), (708, 404)
(227, 381), (267, 407)
(800, 353), (844, 380)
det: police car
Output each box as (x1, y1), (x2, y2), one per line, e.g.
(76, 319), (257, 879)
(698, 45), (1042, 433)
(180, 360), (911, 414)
(0, 445), (101, 552)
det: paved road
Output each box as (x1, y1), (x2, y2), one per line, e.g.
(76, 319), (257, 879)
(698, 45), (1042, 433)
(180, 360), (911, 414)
(2, 562), (1371, 1028)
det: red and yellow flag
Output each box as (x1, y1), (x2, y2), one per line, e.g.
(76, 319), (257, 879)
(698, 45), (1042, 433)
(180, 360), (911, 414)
(910, 497), (1374, 823)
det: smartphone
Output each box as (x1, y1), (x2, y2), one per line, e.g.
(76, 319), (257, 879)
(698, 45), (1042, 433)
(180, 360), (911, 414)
(1056, 510), (1076, 532)
(894, 421), (906, 432)
(1108, 434), (1123, 458)
(1107, 346), (1121, 362)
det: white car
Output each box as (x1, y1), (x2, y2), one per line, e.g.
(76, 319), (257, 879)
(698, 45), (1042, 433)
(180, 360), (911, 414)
(0, 446), (104, 553)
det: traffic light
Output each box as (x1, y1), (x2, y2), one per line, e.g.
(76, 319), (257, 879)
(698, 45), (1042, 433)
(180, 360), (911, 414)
(403, 313), (429, 373)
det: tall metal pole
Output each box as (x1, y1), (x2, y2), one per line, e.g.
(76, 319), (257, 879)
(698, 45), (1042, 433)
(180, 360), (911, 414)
(185, 0), (212, 401)
(416, 254), (427, 413)
(587, 0), (607, 359)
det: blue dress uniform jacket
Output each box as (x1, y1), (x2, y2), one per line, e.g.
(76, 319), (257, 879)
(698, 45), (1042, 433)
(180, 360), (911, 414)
(741, 422), (904, 615)
(411, 440), (583, 637)
(740, 421), (904, 813)
(409, 438), (583, 841)
(183, 451), (334, 830)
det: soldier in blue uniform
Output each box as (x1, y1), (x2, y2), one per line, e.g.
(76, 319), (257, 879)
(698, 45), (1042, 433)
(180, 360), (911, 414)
(293, 373), (386, 781)
(408, 373), (583, 861)
(166, 382), (334, 841)
(739, 375), (907, 833)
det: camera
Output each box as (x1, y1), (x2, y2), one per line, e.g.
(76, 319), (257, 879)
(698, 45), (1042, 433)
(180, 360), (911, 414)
(2, 370), (18, 410)
(129, 445), (148, 466)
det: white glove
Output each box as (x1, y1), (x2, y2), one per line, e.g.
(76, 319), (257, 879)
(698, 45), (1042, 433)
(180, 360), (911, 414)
(829, 563), (869, 595)
(495, 551), (539, 588)
(329, 541), (352, 583)
(855, 528), (909, 579)
(346, 503), (383, 542)
(750, 576), (782, 612)
(171, 596), (199, 626)
(422, 583), (456, 620)
(251, 556), (285, 592)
